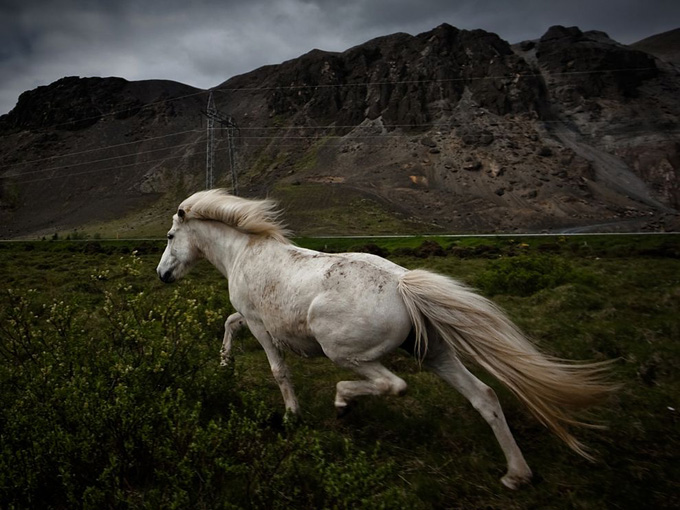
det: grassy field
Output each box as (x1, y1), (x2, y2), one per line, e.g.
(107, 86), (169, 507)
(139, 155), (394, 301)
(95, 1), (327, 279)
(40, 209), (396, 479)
(0, 235), (678, 509)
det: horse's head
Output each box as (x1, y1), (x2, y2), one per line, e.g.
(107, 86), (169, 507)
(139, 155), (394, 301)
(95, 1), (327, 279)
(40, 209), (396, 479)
(157, 208), (201, 283)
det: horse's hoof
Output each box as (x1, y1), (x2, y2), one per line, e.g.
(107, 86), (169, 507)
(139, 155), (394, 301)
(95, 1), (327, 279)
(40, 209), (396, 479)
(283, 411), (301, 427)
(501, 470), (533, 490)
(335, 402), (354, 418)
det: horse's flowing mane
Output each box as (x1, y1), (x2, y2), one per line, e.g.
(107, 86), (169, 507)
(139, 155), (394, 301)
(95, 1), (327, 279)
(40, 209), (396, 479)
(179, 189), (291, 243)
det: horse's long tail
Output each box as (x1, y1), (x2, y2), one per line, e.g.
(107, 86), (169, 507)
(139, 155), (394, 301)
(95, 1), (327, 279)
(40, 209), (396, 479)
(397, 269), (616, 460)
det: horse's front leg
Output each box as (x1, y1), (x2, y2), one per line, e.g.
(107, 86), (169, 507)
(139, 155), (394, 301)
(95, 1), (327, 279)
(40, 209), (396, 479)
(247, 321), (300, 415)
(220, 312), (246, 366)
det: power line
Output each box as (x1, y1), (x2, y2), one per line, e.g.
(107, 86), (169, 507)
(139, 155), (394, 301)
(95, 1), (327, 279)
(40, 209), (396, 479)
(3, 139), (205, 177)
(11, 122), (680, 185)
(212, 66), (660, 93)
(1, 65), (674, 183)
(233, 119), (677, 130)
(5, 124), (679, 183)
(4, 117), (676, 174)
(232, 129), (680, 140)
(2, 65), (660, 134)
(0, 129), (203, 170)
(3, 118), (676, 172)
(12, 149), (204, 184)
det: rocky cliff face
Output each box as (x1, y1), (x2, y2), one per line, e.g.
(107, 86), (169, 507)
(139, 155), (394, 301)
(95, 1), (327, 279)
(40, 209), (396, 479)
(0, 78), (204, 237)
(1, 77), (201, 131)
(1, 24), (678, 238)
(261, 25), (546, 125)
(524, 26), (680, 212)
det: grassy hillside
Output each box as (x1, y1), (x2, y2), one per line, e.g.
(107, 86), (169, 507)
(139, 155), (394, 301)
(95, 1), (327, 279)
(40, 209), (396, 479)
(0, 235), (678, 509)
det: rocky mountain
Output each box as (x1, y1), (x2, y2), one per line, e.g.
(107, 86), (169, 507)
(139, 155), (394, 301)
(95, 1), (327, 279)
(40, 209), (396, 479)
(631, 28), (680, 67)
(1, 23), (678, 238)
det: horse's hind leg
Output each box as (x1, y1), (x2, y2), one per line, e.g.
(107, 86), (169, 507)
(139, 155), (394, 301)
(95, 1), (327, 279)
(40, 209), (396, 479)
(426, 351), (532, 489)
(220, 312), (246, 366)
(332, 361), (408, 415)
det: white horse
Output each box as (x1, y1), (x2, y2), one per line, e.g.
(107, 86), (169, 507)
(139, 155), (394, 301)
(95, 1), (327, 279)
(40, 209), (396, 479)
(157, 189), (614, 489)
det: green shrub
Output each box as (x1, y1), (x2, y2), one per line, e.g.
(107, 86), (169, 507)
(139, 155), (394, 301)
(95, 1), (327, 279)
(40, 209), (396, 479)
(1, 238), (679, 509)
(475, 254), (575, 296)
(0, 254), (416, 509)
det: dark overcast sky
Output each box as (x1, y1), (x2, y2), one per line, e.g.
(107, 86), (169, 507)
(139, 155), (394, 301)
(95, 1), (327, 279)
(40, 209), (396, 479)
(1, 0), (678, 115)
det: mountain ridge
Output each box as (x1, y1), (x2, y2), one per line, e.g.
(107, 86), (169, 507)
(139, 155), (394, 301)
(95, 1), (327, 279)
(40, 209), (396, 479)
(1, 23), (678, 238)
(630, 27), (680, 66)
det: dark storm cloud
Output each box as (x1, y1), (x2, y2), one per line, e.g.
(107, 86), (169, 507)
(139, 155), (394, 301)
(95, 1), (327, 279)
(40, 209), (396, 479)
(1, 0), (678, 114)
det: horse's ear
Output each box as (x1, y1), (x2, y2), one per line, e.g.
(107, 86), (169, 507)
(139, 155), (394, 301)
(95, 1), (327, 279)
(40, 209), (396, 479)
(178, 209), (186, 221)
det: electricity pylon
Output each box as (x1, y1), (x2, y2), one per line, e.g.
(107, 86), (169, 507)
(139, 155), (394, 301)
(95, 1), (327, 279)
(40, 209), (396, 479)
(202, 91), (239, 194)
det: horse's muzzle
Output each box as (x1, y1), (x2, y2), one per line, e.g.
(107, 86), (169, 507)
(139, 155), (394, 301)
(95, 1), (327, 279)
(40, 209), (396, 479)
(158, 270), (175, 283)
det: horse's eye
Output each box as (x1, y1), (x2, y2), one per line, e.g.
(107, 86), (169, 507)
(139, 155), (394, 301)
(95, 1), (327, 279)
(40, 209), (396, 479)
(167, 233), (174, 240)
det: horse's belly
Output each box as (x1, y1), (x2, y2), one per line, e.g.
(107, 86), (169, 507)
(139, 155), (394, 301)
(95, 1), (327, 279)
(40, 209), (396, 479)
(270, 331), (324, 358)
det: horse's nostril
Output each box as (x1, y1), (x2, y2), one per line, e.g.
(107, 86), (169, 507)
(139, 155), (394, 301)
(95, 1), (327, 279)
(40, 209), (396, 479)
(160, 271), (175, 283)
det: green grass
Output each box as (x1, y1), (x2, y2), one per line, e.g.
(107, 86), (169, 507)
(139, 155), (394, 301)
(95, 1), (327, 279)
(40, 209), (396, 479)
(0, 235), (678, 509)
(44, 188), (193, 241)
(273, 183), (437, 235)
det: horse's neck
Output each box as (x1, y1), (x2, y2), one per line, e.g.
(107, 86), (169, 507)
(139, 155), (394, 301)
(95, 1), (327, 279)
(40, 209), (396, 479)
(191, 221), (253, 279)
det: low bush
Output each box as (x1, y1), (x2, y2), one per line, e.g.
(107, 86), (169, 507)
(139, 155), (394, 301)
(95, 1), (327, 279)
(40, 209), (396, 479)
(475, 254), (575, 296)
(0, 253), (415, 509)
